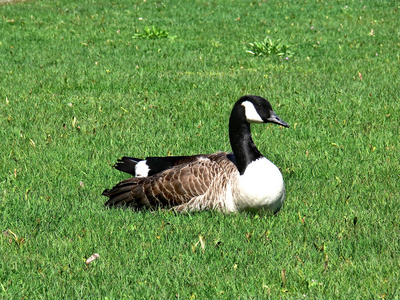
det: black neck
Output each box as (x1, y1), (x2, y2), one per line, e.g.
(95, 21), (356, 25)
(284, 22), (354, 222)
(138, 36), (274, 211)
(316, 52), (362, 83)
(229, 108), (263, 175)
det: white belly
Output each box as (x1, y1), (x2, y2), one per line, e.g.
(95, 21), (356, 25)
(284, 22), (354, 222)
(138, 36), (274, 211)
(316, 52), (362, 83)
(235, 157), (286, 213)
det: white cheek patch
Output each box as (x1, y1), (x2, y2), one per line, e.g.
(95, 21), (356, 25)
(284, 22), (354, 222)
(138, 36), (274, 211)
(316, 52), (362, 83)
(135, 161), (150, 177)
(241, 101), (263, 123)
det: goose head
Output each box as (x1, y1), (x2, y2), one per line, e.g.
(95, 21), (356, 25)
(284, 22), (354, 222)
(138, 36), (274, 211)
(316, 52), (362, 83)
(237, 95), (290, 127)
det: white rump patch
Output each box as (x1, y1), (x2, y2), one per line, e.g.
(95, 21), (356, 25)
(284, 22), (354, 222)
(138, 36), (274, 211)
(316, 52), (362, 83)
(241, 101), (263, 123)
(135, 161), (150, 177)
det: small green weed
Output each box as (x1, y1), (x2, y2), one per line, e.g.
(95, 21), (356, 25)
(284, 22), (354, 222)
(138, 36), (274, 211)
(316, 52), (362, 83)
(246, 36), (293, 58)
(133, 25), (176, 40)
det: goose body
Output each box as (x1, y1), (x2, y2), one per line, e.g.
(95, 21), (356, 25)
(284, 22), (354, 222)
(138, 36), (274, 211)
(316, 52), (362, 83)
(103, 95), (289, 213)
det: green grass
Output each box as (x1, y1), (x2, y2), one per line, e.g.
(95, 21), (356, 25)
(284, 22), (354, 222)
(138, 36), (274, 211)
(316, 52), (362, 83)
(1, 0), (399, 298)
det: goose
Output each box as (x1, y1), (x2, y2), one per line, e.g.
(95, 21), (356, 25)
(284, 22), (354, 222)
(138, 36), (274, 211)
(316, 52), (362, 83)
(102, 95), (289, 213)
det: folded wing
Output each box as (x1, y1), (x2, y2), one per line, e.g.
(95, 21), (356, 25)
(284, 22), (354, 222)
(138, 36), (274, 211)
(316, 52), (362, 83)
(103, 152), (234, 210)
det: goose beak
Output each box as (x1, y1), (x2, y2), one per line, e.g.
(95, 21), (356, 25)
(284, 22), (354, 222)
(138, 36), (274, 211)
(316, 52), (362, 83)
(267, 111), (289, 128)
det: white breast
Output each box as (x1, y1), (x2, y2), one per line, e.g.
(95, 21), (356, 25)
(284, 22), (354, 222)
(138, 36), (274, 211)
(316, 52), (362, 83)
(235, 157), (285, 212)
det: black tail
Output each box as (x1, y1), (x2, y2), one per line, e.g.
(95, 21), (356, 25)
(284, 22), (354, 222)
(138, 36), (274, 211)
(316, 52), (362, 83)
(113, 154), (208, 177)
(114, 157), (143, 176)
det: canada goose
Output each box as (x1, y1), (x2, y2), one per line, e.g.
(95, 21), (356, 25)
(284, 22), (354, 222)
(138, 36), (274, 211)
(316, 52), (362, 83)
(103, 95), (289, 213)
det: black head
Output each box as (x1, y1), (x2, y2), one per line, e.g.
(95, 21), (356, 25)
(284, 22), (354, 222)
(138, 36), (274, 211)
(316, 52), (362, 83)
(235, 95), (289, 127)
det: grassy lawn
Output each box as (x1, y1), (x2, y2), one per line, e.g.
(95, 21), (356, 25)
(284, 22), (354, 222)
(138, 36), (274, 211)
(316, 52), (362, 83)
(1, 0), (399, 298)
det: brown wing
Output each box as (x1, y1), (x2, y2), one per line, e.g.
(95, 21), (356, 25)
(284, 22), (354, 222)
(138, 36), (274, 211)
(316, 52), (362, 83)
(103, 152), (232, 210)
